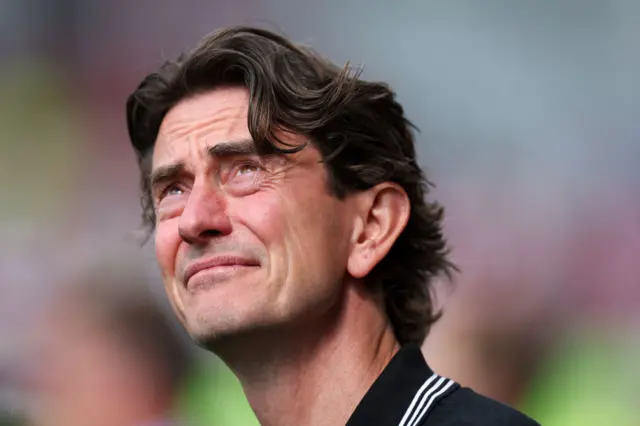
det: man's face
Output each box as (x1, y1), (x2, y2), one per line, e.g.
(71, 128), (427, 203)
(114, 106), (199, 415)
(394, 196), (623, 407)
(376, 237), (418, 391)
(152, 87), (356, 345)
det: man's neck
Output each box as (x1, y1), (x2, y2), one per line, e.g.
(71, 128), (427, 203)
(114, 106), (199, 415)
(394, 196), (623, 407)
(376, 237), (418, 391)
(216, 285), (400, 426)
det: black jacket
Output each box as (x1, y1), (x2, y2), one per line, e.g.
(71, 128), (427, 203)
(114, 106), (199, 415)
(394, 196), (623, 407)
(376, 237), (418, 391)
(347, 345), (540, 426)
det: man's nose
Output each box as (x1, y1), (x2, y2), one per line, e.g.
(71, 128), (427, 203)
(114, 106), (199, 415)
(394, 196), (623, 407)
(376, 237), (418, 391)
(177, 183), (232, 245)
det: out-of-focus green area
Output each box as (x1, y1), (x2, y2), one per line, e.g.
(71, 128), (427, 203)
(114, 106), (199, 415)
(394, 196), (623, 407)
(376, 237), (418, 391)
(179, 358), (260, 426)
(523, 329), (640, 426)
(0, 61), (84, 221)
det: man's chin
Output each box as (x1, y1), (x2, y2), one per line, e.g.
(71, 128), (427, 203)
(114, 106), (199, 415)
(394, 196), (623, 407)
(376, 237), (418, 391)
(188, 326), (262, 355)
(183, 318), (231, 351)
(190, 330), (223, 353)
(184, 315), (283, 355)
(183, 314), (250, 351)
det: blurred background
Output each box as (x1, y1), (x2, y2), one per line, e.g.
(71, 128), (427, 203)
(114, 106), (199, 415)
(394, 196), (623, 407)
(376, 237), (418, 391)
(1, 1), (639, 425)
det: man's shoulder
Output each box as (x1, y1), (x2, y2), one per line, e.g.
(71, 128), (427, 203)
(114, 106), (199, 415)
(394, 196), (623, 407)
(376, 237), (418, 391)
(346, 344), (540, 426)
(425, 387), (540, 426)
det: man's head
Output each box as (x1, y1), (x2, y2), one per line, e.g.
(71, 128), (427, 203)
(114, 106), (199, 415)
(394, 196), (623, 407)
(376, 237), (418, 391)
(127, 27), (452, 349)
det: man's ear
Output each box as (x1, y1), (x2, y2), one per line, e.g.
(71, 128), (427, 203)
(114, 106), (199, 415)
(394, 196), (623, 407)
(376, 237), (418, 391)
(347, 182), (410, 279)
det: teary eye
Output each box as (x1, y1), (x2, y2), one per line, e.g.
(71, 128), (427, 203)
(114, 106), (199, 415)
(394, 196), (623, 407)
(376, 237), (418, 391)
(158, 184), (185, 201)
(166, 185), (185, 196)
(236, 162), (261, 176)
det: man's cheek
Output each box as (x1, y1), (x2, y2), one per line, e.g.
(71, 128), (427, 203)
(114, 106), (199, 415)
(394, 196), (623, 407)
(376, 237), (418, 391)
(167, 278), (187, 324)
(155, 226), (179, 277)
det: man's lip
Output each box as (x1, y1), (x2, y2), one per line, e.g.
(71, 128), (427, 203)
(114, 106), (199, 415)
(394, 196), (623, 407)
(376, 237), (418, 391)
(182, 255), (260, 284)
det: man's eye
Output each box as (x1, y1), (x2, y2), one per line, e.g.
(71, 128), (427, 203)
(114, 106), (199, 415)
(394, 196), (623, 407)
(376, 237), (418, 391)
(161, 185), (185, 198)
(234, 162), (262, 177)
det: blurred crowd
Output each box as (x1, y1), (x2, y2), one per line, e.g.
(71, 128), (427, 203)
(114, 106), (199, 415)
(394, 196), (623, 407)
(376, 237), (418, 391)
(1, 1), (639, 425)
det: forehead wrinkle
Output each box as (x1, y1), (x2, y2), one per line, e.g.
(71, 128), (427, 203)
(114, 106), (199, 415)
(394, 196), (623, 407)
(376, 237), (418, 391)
(154, 90), (252, 166)
(160, 97), (249, 141)
(160, 113), (227, 143)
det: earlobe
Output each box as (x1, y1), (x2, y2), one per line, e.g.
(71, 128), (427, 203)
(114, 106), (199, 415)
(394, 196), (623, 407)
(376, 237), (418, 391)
(347, 183), (410, 280)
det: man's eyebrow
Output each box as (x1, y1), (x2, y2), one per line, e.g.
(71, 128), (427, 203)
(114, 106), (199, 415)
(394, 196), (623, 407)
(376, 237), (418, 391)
(208, 139), (261, 158)
(149, 163), (185, 189)
(149, 139), (267, 188)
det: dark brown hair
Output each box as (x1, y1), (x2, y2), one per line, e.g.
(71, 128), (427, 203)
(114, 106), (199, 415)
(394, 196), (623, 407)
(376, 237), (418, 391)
(126, 26), (454, 345)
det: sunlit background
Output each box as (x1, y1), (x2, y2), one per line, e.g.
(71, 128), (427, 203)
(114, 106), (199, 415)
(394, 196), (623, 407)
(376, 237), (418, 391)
(1, 1), (639, 425)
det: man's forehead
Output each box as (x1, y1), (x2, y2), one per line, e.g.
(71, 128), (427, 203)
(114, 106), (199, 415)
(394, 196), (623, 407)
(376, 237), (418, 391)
(160, 89), (250, 137)
(153, 88), (252, 163)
